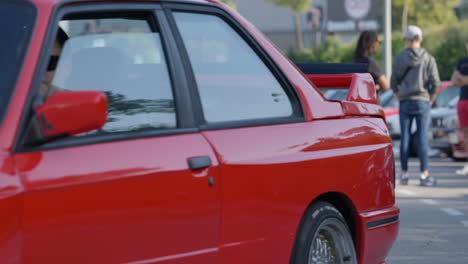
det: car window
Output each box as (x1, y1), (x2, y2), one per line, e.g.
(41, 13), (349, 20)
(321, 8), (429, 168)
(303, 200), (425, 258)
(173, 12), (293, 123)
(48, 16), (176, 134)
(323, 89), (348, 100)
(379, 90), (399, 108)
(435, 86), (460, 108)
(0, 1), (36, 126)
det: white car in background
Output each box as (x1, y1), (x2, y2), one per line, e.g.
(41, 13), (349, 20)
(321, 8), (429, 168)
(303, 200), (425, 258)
(383, 82), (460, 157)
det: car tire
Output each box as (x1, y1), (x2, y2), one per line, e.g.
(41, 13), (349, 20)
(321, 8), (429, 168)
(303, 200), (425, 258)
(451, 156), (467, 162)
(291, 201), (357, 264)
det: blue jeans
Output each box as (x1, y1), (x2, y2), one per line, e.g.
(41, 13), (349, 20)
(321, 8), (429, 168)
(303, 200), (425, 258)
(399, 100), (431, 172)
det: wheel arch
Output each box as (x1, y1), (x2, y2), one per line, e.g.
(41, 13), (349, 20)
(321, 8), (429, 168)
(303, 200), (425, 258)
(314, 192), (357, 241)
(289, 192), (359, 263)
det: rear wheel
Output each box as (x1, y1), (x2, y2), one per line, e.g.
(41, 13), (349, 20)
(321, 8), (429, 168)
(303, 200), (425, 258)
(291, 201), (357, 264)
(451, 156), (467, 162)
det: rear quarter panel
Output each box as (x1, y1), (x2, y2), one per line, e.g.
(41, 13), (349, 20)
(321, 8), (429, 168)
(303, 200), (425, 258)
(203, 116), (394, 264)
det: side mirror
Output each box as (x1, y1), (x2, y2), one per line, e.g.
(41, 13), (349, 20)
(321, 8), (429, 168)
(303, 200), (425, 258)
(35, 91), (107, 139)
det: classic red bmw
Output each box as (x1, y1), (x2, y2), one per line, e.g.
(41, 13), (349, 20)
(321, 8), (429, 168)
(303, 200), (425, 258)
(0, 0), (399, 263)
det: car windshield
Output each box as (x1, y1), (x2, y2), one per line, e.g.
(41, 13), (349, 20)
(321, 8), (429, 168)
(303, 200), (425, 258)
(323, 89), (348, 100)
(0, 1), (36, 126)
(448, 95), (460, 108)
(435, 86), (460, 108)
(379, 90), (399, 107)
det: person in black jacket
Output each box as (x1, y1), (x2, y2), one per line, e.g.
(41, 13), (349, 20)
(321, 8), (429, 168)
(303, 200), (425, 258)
(453, 55), (468, 174)
(353, 30), (389, 92)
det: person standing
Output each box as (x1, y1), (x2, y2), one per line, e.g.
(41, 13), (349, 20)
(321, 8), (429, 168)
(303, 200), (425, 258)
(453, 55), (468, 174)
(391, 25), (440, 187)
(353, 30), (390, 92)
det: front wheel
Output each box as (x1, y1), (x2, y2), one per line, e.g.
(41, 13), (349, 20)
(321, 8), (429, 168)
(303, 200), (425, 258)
(291, 201), (357, 264)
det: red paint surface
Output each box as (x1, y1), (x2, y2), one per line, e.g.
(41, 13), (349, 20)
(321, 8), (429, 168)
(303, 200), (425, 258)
(384, 107), (399, 118)
(16, 135), (222, 264)
(307, 73), (378, 104)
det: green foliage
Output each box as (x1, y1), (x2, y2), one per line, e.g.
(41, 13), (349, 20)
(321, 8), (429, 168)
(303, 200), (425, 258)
(287, 21), (468, 81)
(430, 26), (468, 80)
(287, 37), (354, 63)
(219, 0), (236, 9)
(411, 0), (459, 28)
(265, 0), (311, 12)
(392, 0), (459, 30)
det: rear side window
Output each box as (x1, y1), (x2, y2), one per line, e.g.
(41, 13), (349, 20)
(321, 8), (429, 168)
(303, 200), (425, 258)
(0, 1), (36, 126)
(173, 12), (293, 123)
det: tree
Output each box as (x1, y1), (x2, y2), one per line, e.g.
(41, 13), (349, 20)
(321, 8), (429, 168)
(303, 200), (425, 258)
(392, 0), (459, 31)
(266, 0), (311, 50)
(402, 0), (409, 32)
(219, 0), (237, 9)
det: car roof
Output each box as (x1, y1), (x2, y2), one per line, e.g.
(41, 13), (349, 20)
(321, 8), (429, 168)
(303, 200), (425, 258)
(439, 80), (454, 93)
(30, 0), (220, 8)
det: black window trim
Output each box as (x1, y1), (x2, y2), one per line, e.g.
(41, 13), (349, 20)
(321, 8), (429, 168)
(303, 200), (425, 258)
(13, 2), (198, 154)
(23, 127), (200, 153)
(162, 3), (305, 131)
(0, 0), (37, 128)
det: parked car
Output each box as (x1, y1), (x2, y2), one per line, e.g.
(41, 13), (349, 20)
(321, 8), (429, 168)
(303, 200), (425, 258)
(380, 90), (404, 138)
(384, 81), (455, 139)
(382, 82), (458, 157)
(380, 89), (420, 156)
(448, 129), (467, 161)
(0, 0), (399, 263)
(429, 84), (460, 156)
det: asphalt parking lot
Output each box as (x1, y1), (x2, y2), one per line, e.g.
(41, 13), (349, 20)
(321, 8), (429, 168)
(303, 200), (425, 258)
(388, 140), (468, 264)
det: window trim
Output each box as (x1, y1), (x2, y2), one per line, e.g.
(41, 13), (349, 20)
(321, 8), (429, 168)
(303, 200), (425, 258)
(23, 127), (199, 153)
(14, 2), (198, 153)
(163, 3), (305, 130)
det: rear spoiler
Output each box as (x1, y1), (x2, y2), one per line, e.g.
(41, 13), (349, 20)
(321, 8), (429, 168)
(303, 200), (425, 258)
(295, 62), (377, 105)
(295, 62), (368, 75)
(295, 62), (383, 117)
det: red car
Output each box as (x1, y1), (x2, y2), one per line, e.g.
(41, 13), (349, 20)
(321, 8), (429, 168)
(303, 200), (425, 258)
(449, 130), (467, 160)
(0, 0), (398, 263)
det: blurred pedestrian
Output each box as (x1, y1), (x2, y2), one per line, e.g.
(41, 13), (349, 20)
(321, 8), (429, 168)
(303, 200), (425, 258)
(391, 25), (440, 187)
(353, 30), (389, 92)
(453, 53), (468, 175)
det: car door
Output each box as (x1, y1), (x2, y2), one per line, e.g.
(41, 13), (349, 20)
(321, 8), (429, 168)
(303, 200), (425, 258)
(13, 4), (220, 264)
(167, 4), (394, 264)
(166, 5), (306, 264)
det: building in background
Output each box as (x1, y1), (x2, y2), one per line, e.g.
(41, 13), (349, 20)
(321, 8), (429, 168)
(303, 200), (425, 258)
(237, 0), (382, 51)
